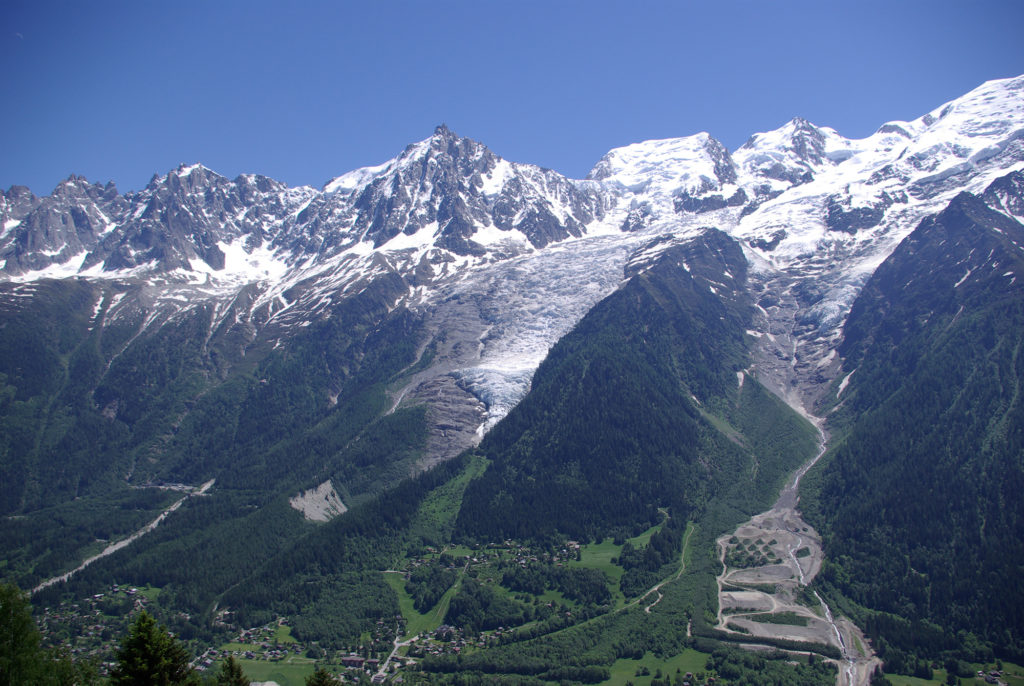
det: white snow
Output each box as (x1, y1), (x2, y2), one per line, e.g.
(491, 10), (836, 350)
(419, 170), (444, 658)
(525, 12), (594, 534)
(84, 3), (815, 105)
(380, 222), (439, 252)
(589, 133), (725, 196)
(837, 369), (856, 398)
(480, 159), (514, 196)
(470, 224), (530, 247)
(6, 251), (89, 282)
(324, 160), (392, 194)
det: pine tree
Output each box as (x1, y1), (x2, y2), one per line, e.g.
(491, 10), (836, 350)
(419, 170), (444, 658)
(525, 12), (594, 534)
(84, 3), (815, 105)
(0, 583), (98, 686)
(110, 611), (195, 686)
(216, 655), (250, 686)
(305, 667), (342, 686)
(0, 583), (43, 686)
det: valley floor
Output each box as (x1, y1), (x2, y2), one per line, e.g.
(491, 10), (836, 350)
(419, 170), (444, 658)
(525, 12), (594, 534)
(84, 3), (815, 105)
(714, 429), (881, 686)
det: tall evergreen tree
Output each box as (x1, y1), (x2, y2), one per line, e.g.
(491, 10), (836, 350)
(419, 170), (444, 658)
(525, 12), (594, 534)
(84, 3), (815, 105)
(0, 583), (96, 686)
(215, 655), (250, 686)
(305, 667), (342, 686)
(0, 583), (43, 686)
(110, 611), (195, 686)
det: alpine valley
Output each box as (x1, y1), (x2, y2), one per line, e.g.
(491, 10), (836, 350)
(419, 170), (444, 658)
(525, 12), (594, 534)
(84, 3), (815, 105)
(2, 75), (1023, 686)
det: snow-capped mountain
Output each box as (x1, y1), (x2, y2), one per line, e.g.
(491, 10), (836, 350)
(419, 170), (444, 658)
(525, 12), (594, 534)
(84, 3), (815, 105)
(3, 74), (1023, 466)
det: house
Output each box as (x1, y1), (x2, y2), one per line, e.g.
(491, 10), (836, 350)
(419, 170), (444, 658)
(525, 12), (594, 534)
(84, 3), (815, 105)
(341, 656), (365, 668)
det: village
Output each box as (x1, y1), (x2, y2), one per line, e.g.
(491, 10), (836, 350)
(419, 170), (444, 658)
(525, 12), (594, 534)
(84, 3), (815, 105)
(36, 583), (162, 676)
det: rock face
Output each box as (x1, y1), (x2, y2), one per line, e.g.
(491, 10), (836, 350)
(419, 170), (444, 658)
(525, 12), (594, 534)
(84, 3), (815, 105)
(1, 177), (125, 273)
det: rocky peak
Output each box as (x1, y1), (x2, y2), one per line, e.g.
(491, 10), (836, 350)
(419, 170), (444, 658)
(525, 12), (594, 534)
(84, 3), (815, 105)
(983, 169), (1024, 222)
(2, 185), (41, 223)
(784, 117), (828, 165)
(0, 174), (129, 275)
(734, 117), (849, 189)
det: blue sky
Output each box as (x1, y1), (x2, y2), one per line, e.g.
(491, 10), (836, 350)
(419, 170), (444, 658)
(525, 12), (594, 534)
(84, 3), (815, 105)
(2, 1), (1023, 194)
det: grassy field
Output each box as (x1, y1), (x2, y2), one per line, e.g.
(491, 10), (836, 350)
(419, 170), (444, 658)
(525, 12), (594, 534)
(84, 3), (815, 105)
(571, 539), (624, 581)
(604, 649), (709, 686)
(412, 455), (487, 544)
(231, 657), (317, 686)
(886, 674), (938, 686)
(680, 522), (695, 571)
(274, 623), (298, 644)
(138, 585), (161, 602)
(383, 567), (465, 638)
(886, 660), (1024, 686)
(627, 519), (666, 548)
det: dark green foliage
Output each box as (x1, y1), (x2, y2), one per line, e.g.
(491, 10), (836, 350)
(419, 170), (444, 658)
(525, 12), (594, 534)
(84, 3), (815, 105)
(445, 578), (533, 633)
(703, 646), (836, 685)
(4, 225), (823, 665)
(501, 563), (611, 606)
(0, 582), (42, 686)
(803, 184), (1024, 661)
(0, 279), (114, 513)
(0, 271), (424, 521)
(457, 231), (763, 542)
(5, 275), (434, 642)
(0, 488), (178, 590)
(0, 581), (99, 686)
(746, 611), (809, 626)
(407, 561), (458, 613)
(618, 519), (685, 597)
(110, 611), (195, 686)
(219, 455), (468, 648)
(215, 655), (250, 686)
(305, 667), (341, 686)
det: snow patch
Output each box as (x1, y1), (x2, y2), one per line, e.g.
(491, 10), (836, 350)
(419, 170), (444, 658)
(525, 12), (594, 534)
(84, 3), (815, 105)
(381, 222), (439, 252)
(324, 160), (392, 193)
(471, 224), (530, 247)
(837, 369), (856, 398)
(6, 251), (89, 282)
(480, 159), (514, 196)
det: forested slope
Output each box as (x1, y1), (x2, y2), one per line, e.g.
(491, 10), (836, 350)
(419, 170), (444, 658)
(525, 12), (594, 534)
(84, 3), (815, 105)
(802, 174), (1024, 664)
(457, 230), (817, 542)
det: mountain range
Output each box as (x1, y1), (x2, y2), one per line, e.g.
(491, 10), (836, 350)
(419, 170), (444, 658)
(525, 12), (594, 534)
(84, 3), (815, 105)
(2, 74), (1023, 682)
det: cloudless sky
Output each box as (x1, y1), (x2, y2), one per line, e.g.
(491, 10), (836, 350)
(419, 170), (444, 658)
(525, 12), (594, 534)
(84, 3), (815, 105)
(2, 0), (1023, 195)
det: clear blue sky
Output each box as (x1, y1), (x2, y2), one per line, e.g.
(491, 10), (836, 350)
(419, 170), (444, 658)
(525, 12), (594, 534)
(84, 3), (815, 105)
(2, 0), (1023, 195)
